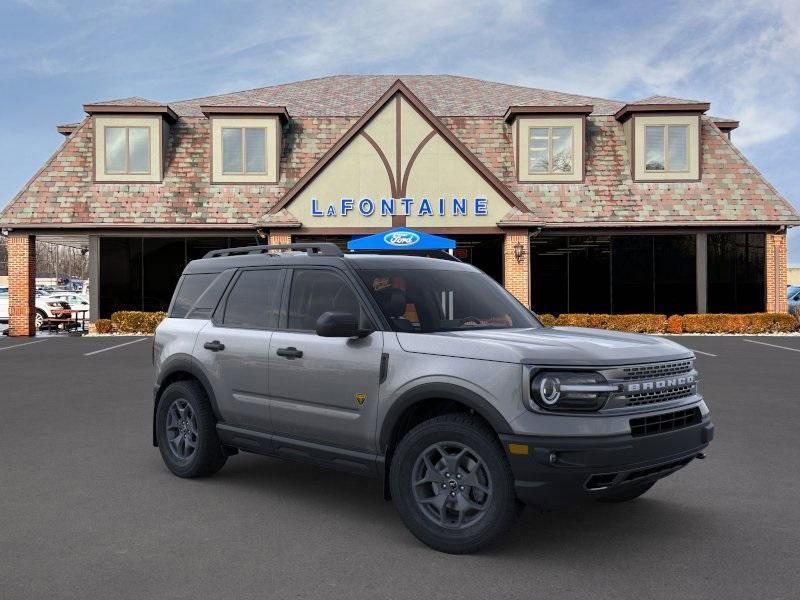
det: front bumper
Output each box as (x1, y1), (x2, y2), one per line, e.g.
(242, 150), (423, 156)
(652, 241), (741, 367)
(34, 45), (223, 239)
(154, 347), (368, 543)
(500, 416), (713, 508)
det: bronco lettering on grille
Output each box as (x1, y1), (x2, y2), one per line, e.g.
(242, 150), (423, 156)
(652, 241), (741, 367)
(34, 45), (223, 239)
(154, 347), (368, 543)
(624, 373), (695, 393)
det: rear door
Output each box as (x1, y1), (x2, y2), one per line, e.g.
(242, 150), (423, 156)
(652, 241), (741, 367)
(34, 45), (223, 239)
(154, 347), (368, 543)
(195, 267), (284, 432)
(268, 267), (384, 452)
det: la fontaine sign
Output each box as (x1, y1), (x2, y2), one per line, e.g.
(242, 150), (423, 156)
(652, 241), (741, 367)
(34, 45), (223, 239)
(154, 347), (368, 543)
(279, 93), (517, 228)
(310, 196), (489, 218)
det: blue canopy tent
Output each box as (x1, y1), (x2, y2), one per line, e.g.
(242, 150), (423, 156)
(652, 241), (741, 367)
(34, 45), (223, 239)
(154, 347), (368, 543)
(347, 227), (455, 252)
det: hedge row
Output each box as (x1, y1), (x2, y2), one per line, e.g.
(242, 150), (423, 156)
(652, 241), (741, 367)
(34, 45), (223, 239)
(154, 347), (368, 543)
(538, 313), (799, 334)
(109, 311), (167, 334)
(93, 310), (798, 335)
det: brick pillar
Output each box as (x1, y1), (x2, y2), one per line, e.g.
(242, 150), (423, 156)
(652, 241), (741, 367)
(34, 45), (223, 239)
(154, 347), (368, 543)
(268, 230), (293, 245)
(765, 232), (788, 312)
(8, 234), (36, 336)
(502, 229), (530, 308)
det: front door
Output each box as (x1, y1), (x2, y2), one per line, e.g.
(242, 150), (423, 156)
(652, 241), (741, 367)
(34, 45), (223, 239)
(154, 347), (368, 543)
(268, 267), (383, 452)
(194, 268), (284, 432)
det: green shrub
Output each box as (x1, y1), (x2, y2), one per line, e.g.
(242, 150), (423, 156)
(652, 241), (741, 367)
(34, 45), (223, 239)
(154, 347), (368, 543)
(110, 311), (166, 334)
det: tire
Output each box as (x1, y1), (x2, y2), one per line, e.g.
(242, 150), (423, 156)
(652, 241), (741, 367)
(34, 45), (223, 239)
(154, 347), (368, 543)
(155, 380), (226, 478)
(390, 413), (517, 554)
(35, 309), (46, 330)
(596, 481), (655, 503)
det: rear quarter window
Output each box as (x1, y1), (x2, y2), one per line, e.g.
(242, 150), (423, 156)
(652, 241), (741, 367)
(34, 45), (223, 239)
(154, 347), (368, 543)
(170, 273), (218, 318)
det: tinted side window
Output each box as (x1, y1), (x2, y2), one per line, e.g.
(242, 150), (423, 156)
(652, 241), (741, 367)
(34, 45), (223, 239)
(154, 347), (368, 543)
(186, 269), (235, 320)
(171, 273), (217, 318)
(287, 269), (366, 331)
(223, 269), (281, 329)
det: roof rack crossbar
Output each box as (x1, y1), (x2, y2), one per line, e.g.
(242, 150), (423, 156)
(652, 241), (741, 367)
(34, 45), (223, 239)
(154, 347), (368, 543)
(203, 243), (343, 259)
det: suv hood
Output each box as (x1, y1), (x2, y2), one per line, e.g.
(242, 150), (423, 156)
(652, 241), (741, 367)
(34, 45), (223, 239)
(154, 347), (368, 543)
(395, 326), (692, 366)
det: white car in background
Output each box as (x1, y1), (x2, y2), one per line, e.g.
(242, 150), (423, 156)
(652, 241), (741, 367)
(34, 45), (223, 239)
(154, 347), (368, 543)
(0, 287), (7, 323)
(46, 292), (90, 313)
(0, 287), (73, 329)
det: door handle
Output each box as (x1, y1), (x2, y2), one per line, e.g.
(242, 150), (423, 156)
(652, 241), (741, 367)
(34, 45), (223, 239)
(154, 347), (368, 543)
(276, 346), (303, 359)
(203, 340), (225, 352)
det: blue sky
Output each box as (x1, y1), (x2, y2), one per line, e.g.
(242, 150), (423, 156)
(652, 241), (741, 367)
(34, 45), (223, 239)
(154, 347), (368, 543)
(1, 0), (798, 260)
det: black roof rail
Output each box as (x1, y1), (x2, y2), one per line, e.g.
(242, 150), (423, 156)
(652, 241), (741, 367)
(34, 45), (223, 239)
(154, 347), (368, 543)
(203, 243), (343, 259)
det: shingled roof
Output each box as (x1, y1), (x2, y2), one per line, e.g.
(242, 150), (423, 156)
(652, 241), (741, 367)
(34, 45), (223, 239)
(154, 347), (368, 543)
(168, 74), (626, 117)
(1, 75), (797, 229)
(630, 95), (707, 105)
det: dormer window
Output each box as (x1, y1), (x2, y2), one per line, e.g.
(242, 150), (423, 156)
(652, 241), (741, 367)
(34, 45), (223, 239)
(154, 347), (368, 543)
(528, 126), (573, 174)
(92, 116), (165, 182)
(105, 126), (151, 174)
(84, 101), (175, 183)
(505, 106), (590, 183)
(202, 106), (289, 184)
(222, 127), (268, 174)
(644, 124), (688, 172)
(615, 100), (707, 182)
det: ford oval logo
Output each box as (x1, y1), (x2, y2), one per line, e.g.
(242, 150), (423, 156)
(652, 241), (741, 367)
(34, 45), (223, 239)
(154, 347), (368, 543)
(384, 231), (420, 247)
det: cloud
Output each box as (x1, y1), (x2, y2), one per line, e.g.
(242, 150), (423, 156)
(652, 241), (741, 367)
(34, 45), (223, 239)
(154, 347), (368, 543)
(0, 0), (797, 236)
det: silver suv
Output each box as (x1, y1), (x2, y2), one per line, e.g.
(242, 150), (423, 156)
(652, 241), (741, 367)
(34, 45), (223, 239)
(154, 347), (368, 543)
(153, 243), (713, 553)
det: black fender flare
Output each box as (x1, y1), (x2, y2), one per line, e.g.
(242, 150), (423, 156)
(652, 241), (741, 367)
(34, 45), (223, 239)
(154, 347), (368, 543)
(378, 382), (513, 453)
(152, 354), (221, 446)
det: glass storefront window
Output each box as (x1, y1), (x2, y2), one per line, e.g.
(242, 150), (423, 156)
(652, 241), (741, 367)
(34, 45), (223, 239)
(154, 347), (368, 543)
(98, 237), (254, 317)
(531, 234), (696, 315)
(654, 235), (696, 314)
(99, 238), (142, 316)
(530, 236), (568, 315)
(566, 236), (611, 314)
(611, 236), (655, 314)
(708, 233), (765, 312)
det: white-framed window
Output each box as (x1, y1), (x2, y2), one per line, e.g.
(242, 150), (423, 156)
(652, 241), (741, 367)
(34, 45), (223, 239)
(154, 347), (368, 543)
(528, 126), (574, 175)
(644, 124), (689, 172)
(104, 126), (151, 175)
(210, 116), (279, 183)
(221, 127), (268, 174)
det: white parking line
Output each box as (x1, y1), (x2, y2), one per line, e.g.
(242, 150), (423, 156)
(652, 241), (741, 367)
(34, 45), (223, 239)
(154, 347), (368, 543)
(0, 339), (49, 352)
(84, 337), (149, 356)
(689, 349), (717, 357)
(742, 339), (800, 353)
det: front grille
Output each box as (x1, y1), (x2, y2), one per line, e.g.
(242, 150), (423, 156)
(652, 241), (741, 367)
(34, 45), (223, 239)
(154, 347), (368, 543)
(619, 359), (693, 381)
(623, 384), (696, 407)
(604, 359), (697, 408)
(629, 407), (701, 437)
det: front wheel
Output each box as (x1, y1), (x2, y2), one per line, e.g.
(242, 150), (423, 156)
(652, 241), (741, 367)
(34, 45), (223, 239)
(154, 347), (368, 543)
(155, 380), (226, 478)
(390, 414), (518, 554)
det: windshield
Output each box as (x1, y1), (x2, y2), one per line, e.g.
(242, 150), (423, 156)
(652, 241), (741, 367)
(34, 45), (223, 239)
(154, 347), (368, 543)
(357, 268), (540, 333)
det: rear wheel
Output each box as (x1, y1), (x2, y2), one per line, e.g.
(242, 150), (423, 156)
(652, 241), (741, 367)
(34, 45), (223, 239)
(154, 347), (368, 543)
(35, 309), (46, 330)
(596, 481), (655, 503)
(390, 414), (517, 554)
(156, 380), (226, 478)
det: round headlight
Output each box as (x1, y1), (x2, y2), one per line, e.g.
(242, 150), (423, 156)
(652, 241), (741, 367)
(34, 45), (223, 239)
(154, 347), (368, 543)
(538, 376), (561, 405)
(530, 370), (616, 412)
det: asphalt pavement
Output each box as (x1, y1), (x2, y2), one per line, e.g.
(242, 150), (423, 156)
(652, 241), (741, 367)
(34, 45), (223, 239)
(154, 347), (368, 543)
(1, 334), (799, 599)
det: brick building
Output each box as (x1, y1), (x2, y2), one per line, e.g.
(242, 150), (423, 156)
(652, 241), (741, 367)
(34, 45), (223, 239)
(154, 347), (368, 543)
(1, 75), (797, 335)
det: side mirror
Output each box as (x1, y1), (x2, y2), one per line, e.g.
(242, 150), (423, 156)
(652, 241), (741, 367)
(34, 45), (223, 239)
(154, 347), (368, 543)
(315, 311), (372, 338)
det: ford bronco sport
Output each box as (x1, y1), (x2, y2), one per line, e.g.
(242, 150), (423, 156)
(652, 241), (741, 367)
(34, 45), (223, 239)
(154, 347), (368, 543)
(152, 243), (713, 553)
